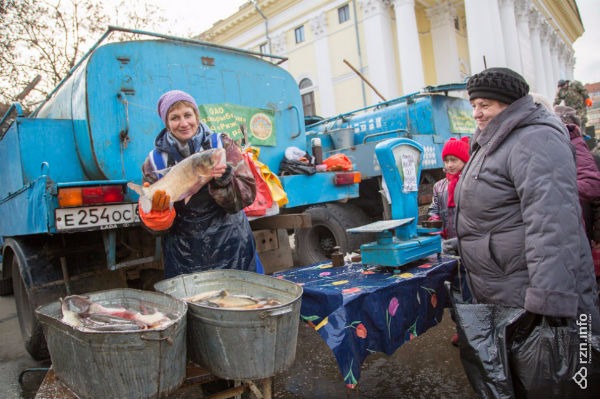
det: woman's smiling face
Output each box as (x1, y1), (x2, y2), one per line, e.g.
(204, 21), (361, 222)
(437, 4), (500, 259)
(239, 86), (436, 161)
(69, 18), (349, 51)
(166, 102), (199, 143)
(470, 98), (509, 131)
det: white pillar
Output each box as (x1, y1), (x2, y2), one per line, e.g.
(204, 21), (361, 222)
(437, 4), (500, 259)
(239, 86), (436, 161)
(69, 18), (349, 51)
(515, 0), (534, 85)
(528, 10), (547, 95)
(464, 0), (506, 73)
(270, 32), (288, 71)
(358, 0), (399, 102)
(557, 44), (569, 81)
(566, 51), (575, 80)
(498, 0), (522, 72)
(309, 13), (336, 116)
(539, 22), (555, 100)
(549, 34), (561, 91)
(426, 2), (461, 84)
(391, 0), (425, 93)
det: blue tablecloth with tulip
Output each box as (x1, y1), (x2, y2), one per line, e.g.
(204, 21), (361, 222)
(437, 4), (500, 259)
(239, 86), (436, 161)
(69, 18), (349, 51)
(274, 255), (458, 388)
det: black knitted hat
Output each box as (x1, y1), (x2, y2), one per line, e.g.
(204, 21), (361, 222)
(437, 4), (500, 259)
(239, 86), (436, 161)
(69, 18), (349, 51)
(467, 67), (529, 104)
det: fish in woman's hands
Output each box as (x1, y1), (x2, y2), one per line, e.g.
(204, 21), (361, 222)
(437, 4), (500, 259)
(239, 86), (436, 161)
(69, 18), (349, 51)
(128, 148), (226, 213)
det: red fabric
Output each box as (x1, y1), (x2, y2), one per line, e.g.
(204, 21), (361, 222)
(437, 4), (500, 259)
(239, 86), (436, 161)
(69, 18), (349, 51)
(446, 172), (460, 208)
(442, 137), (470, 163)
(592, 248), (600, 277)
(242, 152), (273, 216)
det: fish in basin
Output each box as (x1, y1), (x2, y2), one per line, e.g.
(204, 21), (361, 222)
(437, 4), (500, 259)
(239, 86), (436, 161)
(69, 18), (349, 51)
(183, 290), (282, 310)
(60, 295), (172, 331)
(128, 148), (226, 213)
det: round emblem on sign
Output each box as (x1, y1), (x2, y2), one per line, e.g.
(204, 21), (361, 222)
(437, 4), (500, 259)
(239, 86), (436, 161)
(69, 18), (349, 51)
(249, 113), (273, 140)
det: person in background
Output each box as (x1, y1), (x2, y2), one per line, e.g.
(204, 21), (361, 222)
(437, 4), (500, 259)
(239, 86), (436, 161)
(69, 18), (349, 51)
(553, 105), (600, 246)
(554, 79), (592, 130)
(427, 136), (470, 346)
(554, 105), (600, 297)
(428, 137), (470, 242)
(456, 67), (600, 335)
(138, 89), (259, 279)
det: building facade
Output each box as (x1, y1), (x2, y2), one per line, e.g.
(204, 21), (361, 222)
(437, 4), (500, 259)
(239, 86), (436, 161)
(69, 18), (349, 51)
(199, 0), (583, 118)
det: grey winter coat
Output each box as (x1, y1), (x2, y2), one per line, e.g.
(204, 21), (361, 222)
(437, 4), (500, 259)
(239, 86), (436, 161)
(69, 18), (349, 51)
(455, 95), (600, 334)
(427, 177), (457, 239)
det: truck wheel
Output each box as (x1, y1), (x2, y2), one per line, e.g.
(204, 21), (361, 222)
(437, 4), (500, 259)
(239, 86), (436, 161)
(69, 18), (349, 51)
(12, 257), (49, 360)
(294, 204), (372, 267)
(0, 277), (13, 296)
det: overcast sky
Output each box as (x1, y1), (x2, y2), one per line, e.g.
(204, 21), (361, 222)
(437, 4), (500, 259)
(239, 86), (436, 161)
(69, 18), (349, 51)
(573, 0), (599, 84)
(151, 0), (599, 84)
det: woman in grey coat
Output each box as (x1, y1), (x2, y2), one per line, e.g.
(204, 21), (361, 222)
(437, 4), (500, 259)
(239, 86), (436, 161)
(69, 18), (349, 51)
(455, 67), (600, 335)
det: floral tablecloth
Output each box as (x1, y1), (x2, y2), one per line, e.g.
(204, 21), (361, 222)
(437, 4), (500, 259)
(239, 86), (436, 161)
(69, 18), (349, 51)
(274, 255), (458, 388)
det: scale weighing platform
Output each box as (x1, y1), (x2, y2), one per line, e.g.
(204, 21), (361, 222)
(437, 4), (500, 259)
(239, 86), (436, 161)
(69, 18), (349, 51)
(348, 138), (441, 268)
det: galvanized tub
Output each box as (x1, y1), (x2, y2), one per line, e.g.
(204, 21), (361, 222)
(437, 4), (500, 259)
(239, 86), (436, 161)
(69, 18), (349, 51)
(328, 127), (354, 149)
(154, 270), (303, 380)
(35, 288), (187, 399)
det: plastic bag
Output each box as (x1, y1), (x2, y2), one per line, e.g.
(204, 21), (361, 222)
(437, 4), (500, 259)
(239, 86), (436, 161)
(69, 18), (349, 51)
(322, 153), (353, 171)
(242, 152), (273, 216)
(508, 314), (599, 398)
(445, 281), (600, 399)
(279, 157), (316, 175)
(246, 147), (288, 207)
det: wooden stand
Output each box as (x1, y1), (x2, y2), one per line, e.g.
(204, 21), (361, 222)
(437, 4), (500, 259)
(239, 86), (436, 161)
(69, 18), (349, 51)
(34, 362), (273, 399)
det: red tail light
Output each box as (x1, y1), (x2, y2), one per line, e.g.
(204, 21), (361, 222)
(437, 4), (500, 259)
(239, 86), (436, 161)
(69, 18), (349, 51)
(334, 172), (361, 185)
(59, 185), (125, 207)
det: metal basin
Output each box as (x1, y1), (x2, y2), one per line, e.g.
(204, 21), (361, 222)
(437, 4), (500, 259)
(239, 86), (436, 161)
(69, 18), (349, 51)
(154, 269), (303, 380)
(35, 288), (187, 399)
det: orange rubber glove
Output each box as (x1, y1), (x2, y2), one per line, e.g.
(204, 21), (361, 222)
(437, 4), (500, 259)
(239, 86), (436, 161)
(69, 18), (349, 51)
(139, 182), (175, 231)
(150, 189), (171, 212)
(586, 97), (593, 107)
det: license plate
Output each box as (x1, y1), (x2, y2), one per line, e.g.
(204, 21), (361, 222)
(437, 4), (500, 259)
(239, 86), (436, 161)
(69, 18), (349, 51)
(55, 203), (140, 231)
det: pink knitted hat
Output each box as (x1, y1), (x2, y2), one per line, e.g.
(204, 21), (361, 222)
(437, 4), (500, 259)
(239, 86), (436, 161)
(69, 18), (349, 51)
(157, 90), (198, 126)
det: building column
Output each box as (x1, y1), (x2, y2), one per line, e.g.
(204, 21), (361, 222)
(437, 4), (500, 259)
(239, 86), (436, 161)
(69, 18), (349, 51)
(270, 32), (288, 70)
(426, 2), (461, 84)
(464, 0), (506, 73)
(549, 33), (562, 92)
(309, 13), (336, 116)
(390, 0), (425, 94)
(527, 10), (546, 95)
(539, 21), (555, 100)
(515, 0), (533, 85)
(358, 0), (399, 102)
(498, 0), (522, 72)
(557, 44), (569, 81)
(566, 51), (575, 80)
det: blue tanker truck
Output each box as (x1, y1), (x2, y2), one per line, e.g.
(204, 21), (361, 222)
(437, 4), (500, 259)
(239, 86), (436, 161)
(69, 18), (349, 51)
(0, 27), (360, 359)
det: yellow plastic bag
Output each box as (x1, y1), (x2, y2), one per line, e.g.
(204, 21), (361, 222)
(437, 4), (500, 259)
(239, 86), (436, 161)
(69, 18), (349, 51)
(246, 147), (289, 207)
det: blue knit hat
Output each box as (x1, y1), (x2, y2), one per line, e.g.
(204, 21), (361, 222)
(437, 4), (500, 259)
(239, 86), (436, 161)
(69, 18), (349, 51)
(157, 90), (198, 126)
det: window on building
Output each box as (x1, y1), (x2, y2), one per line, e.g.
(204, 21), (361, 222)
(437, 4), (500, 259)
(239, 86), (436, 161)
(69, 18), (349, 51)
(299, 78), (315, 116)
(295, 26), (305, 44)
(454, 17), (460, 31)
(302, 92), (316, 117)
(259, 42), (268, 54)
(338, 4), (350, 24)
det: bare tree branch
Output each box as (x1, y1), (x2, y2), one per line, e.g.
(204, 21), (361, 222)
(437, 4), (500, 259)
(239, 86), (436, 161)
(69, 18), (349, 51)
(0, 0), (167, 111)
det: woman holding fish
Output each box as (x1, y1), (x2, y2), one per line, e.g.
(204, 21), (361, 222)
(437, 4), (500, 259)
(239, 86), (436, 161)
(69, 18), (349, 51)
(134, 90), (259, 278)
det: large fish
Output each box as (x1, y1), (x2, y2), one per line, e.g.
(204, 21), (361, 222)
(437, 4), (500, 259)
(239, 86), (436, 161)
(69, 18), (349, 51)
(128, 148), (226, 213)
(59, 295), (172, 331)
(183, 289), (282, 310)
